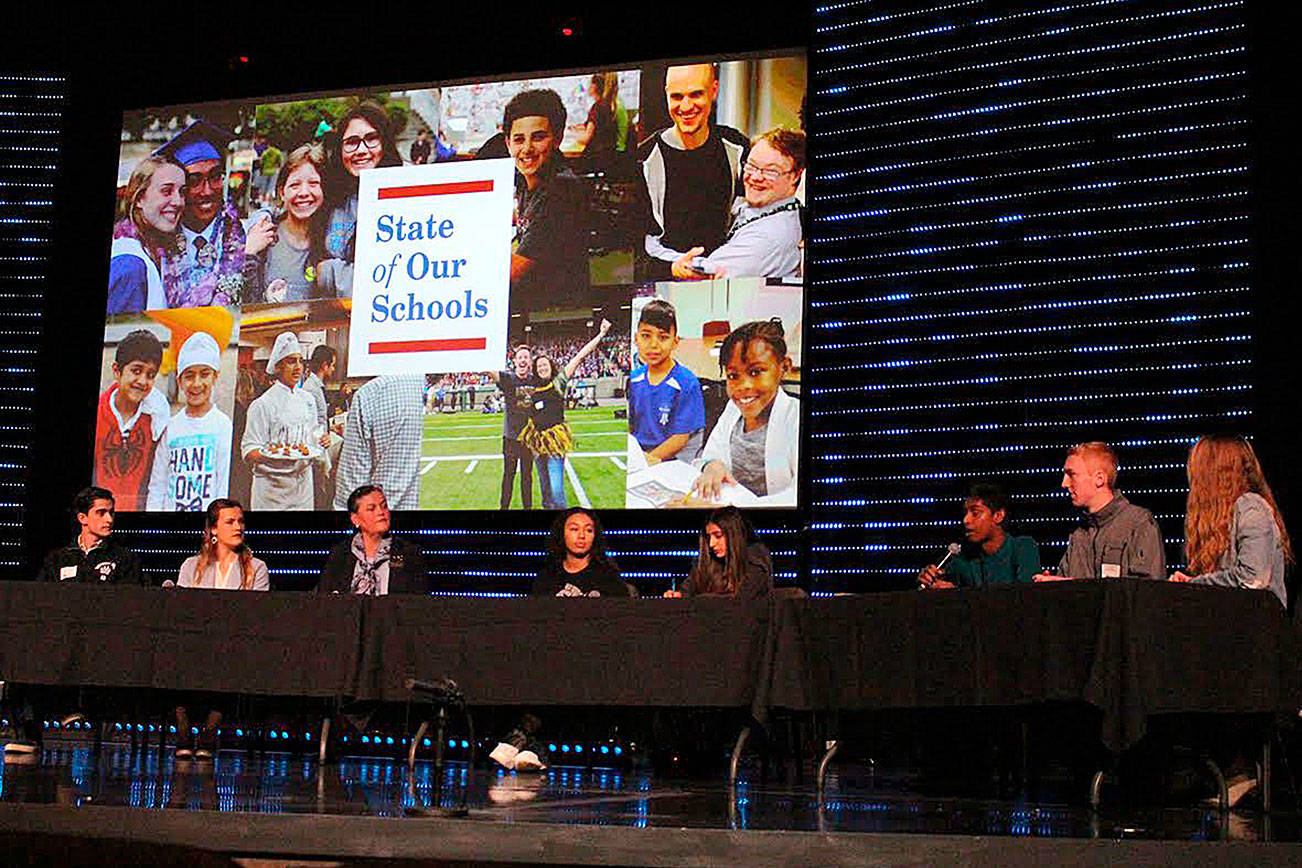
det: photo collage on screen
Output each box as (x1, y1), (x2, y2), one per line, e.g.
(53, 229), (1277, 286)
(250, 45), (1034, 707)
(99, 53), (806, 512)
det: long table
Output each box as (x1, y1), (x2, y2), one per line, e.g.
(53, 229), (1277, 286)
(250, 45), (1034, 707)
(1, 580), (1298, 753)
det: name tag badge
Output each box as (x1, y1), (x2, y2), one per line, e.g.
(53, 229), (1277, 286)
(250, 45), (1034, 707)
(534, 400), (545, 410)
(1101, 563), (1121, 579)
(59, 566), (77, 581)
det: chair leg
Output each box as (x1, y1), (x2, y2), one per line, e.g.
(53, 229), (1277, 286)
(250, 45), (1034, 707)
(1262, 737), (1272, 814)
(318, 716), (330, 765)
(1089, 769), (1110, 810)
(729, 726), (751, 788)
(409, 721), (429, 771)
(1204, 757), (1229, 812)
(816, 740), (841, 798)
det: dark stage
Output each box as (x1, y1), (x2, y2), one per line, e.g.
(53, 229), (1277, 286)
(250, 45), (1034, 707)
(5, 745), (1302, 867)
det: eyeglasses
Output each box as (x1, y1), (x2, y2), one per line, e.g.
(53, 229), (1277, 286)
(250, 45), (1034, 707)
(185, 168), (225, 189)
(342, 132), (383, 154)
(742, 161), (794, 181)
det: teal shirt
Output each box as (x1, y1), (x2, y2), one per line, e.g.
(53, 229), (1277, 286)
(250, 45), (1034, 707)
(944, 535), (1039, 588)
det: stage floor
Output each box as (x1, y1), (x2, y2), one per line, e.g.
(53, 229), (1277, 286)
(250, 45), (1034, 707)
(4, 744), (1302, 866)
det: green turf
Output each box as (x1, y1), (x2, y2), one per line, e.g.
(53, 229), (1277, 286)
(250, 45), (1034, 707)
(419, 406), (628, 510)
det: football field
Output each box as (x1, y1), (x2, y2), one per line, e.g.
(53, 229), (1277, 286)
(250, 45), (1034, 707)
(419, 405), (628, 510)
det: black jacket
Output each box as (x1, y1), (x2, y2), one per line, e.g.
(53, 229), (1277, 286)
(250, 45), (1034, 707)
(36, 538), (144, 585)
(316, 535), (429, 595)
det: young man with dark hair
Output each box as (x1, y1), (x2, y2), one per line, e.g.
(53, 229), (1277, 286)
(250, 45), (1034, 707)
(36, 487), (143, 585)
(94, 329), (168, 511)
(7, 490), (144, 755)
(410, 128), (433, 165)
(503, 89), (589, 307)
(627, 299), (705, 464)
(919, 483), (1039, 589)
(317, 485), (428, 595)
(487, 345), (537, 509)
(303, 344), (337, 428)
(638, 63), (750, 282)
(1034, 441), (1166, 581)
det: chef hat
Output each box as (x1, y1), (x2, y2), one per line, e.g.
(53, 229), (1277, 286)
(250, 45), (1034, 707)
(176, 331), (221, 377)
(267, 331), (303, 374)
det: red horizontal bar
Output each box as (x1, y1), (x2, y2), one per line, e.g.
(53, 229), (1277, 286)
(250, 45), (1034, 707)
(377, 180), (495, 199)
(369, 337), (487, 354)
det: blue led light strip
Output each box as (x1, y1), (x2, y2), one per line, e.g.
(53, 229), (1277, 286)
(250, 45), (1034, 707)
(819, 142), (1246, 202)
(820, 1), (1243, 71)
(822, 95), (1245, 159)
(810, 384), (1250, 418)
(817, 334), (1248, 373)
(818, 166), (1248, 223)
(817, 25), (1245, 96)
(817, 286), (1247, 329)
(814, 260), (1246, 306)
(815, 311), (1248, 350)
(811, 359), (1249, 396)
(822, 46), (1244, 117)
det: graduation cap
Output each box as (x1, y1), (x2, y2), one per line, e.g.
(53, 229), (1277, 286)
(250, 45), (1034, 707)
(153, 119), (235, 167)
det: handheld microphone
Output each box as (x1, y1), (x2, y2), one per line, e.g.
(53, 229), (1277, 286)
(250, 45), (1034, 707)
(935, 542), (962, 572)
(920, 543), (962, 589)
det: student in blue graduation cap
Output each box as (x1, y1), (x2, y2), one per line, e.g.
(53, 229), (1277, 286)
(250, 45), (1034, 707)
(153, 120), (250, 308)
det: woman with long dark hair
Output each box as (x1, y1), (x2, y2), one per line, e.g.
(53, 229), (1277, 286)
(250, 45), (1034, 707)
(530, 506), (626, 598)
(519, 319), (611, 509)
(1170, 435), (1292, 607)
(319, 101), (403, 294)
(665, 506), (773, 599)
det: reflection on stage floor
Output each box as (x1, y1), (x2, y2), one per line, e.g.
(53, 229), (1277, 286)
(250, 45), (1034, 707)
(2, 743), (1297, 843)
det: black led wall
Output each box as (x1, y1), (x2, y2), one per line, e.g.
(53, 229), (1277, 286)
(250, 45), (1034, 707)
(0, 73), (61, 577)
(8, 0), (1272, 593)
(804, 0), (1253, 590)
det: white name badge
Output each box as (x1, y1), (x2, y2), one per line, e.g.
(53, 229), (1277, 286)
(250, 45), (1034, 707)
(59, 566), (77, 581)
(1101, 563), (1121, 579)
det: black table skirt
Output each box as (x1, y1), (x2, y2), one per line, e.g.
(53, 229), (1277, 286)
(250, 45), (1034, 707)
(2, 580), (1298, 752)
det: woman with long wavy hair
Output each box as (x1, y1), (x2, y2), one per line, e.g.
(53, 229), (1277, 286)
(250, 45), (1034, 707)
(172, 499), (268, 758)
(108, 156), (186, 314)
(665, 506), (773, 599)
(1170, 435), (1292, 607)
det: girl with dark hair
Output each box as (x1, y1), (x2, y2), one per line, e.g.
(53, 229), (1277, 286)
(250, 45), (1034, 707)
(495, 507), (627, 772)
(665, 506), (773, 599)
(243, 143), (332, 301)
(319, 101), (404, 294)
(690, 320), (800, 506)
(530, 507), (627, 598)
(1170, 435), (1292, 607)
(519, 319), (612, 509)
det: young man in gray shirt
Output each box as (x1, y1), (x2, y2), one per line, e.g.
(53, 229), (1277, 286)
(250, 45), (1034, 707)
(1035, 441), (1166, 581)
